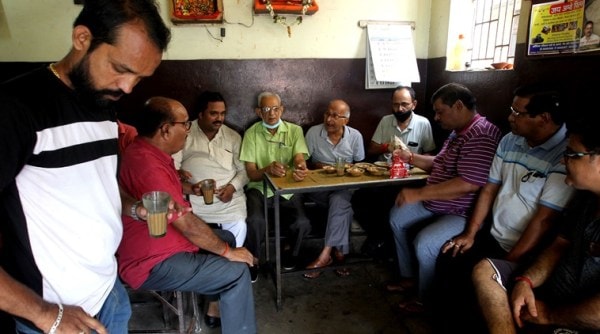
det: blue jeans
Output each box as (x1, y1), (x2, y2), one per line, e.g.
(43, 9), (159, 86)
(15, 279), (131, 334)
(389, 201), (466, 301)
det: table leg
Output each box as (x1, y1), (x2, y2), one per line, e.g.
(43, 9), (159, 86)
(274, 194), (282, 310)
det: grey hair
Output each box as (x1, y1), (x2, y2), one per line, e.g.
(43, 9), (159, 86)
(330, 99), (351, 118)
(257, 92), (282, 106)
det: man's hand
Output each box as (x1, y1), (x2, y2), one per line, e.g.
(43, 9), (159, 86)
(394, 188), (419, 207)
(511, 280), (539, 328)
(519, 300), (550, 326)
(37, 303), (107, 334)
(441, 233), (476, 256)
(215, 184), (235, 203)
(177, 169), (193, 182)
(136, 199), (191, 221)
(292, 164), (307, 182)
(224, 247), (255, 266)
(268, 161), (287, 177)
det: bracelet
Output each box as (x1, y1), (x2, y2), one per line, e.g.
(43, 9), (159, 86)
(48, 303), (63, 334)
(130, 200), (142, 220)
(220, 243), (230, 257)
(381, 143), (389, 153)
(514, 275), (534, 289)
(408, 152), (414, 164)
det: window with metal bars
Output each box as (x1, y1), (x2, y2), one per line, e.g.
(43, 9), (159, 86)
(468, 0), (521, 69)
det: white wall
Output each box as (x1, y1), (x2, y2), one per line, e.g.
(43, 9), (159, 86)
(0, 0), (433, 61)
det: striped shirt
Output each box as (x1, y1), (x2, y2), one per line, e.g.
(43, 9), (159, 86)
(424, 115), (501, 216)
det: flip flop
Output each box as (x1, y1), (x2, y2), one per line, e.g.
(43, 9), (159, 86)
(303, 256), (332, 279)
(398, 300), (426, 315)
(385, 279), (416, 293)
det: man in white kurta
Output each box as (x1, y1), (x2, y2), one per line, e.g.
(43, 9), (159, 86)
(173, 92), (249, 248)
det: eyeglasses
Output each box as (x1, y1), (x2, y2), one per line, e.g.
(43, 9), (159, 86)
(563, 149), (597, 161)
(510, 106), (529, 117)
(259, 106), (282, 114)
(324, 112), (348, 120)
(392, 102), (413, 110)
(170, 120), (192, 130)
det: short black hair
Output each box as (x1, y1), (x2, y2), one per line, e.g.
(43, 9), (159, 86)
(513, 84), (564, 125)
(566, 113), (600, 153)
(191, 91), (226, 121)
(74, 0), (171, 53)
(430, 83), (476, 110)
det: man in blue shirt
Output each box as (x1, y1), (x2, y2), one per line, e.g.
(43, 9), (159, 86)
(303, 99), (364, 278)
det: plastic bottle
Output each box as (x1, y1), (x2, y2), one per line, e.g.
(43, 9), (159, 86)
(450, 34), (466, 71)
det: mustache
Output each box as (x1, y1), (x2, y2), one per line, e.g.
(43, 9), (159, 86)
(98, 89), (124, 98)
(212, 121), (223, 126)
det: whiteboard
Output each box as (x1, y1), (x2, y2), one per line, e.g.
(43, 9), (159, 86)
(366, 23), (420, 89)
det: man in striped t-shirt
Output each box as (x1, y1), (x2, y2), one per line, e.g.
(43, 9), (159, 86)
(386, 83), (502, 313)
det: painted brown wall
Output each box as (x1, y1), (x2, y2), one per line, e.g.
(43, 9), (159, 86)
(2, 43), (596, 153)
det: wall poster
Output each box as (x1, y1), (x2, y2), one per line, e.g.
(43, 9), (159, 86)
(528, 0), (600, 56)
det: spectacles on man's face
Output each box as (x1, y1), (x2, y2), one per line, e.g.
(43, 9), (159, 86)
(392, 102), (413, 110)
(324, 112), (348, 120)
(259, 106), (282, 114)
(510, 106), (529, 117)
(171, 120), (192, 131)
(563, 149), (597, 161)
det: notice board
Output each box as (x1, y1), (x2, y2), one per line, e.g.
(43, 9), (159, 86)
(365, 23), (420, 89)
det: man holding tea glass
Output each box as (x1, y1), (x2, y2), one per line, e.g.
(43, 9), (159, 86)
(118, 97), (256, 334)
(240, 91), (311, 271)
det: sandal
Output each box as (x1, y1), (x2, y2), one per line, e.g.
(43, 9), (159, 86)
(398, 300), (426, 315)
(303, 256), (332, 279)
(385, 278), (416, 293)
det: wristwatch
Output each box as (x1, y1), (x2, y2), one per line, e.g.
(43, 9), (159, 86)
(130, 201), (142, 220)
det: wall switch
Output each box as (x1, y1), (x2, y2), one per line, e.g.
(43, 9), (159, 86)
(220, 28), (226, 38)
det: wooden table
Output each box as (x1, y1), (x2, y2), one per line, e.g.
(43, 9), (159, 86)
(263, 167), (428, 309)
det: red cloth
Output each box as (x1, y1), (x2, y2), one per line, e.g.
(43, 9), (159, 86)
(117, 121), (138, 154)
(117, 138), (198, 289)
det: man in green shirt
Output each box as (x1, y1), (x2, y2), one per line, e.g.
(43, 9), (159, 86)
(240, 92), (311, 273)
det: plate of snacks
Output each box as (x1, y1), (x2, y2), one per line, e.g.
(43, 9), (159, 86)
(322, 165), (336, 174)
(346, 167), (365, 177)
(373, 161), (390, 168)
(354, 162), (374, 169)
(366, 166), (388, 176)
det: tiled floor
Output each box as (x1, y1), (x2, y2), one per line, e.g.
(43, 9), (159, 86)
(128, 236), (434, 334)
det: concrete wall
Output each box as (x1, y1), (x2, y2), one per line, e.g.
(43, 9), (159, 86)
(0, 0), (433, 61)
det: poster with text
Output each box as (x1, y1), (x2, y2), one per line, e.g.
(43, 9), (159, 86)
(528, 0), (586, 55)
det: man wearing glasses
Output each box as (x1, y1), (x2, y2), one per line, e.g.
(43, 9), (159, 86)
(118, 97), (256, 334)
(435, 84), (575, 332)
(368, 85), (436, 158)
(472, 114), (600, 333)
(302, 99), (365, 278)
(240, 92), (311, 271)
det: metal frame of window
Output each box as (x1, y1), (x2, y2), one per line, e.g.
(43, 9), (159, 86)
(469, 0), (521, 69)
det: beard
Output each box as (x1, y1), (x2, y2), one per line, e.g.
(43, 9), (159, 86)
(393, 110), (412, 122)
(69, 54), (124, 109)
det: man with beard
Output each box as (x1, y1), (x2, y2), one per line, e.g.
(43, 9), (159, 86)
(368, 86), (436, 158)
(0, 0), (170, 333)
(356, 86), (436, 259)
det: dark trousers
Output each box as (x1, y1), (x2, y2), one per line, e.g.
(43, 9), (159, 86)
(245, 188), (311, 259)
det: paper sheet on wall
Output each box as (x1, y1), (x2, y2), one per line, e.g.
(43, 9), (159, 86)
(366, 23), (420, 89)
